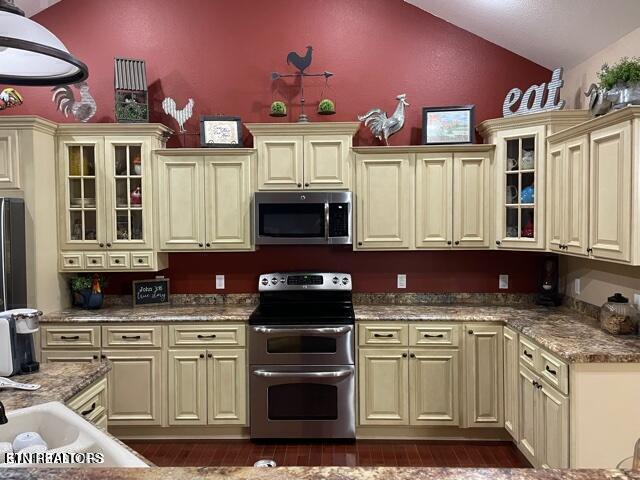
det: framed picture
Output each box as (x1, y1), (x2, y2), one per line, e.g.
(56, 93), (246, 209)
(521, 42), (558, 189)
(422, 105), (475, 145)
(200, 116), (244, 148)
(132, 278), (170, 307)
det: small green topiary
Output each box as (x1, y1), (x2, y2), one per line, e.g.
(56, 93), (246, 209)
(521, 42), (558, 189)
(270, 101), (286, 115)
(318, 98), (335, 113)
(597, 57), (640, 90)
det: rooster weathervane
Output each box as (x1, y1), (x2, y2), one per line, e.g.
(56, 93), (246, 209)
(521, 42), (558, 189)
(272, 45), (333, 122)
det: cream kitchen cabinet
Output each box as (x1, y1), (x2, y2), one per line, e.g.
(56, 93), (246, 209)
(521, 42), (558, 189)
(453, 151), (491, 248)
(415, 152), (452, 248)
(55, 125), (171, 271)
(156, 150), (254, 251)
(410, 348), (459, 425)
(464, 324), (503, 428)
(0, 128), (20, 189)
(246, 123), (359, 191)
(168, 348), (247, 426)
(503, 326), (519, 440)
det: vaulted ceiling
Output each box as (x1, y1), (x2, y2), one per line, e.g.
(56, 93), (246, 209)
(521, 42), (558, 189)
(406, 0), (640, 68)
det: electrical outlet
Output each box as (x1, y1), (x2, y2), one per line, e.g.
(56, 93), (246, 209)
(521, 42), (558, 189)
(215, 275), (225, 290)
(397, 274), (407, 289)
(499, 274), (509, 290)
(635, 293), (640, 309)
(574, 278), (581, 295)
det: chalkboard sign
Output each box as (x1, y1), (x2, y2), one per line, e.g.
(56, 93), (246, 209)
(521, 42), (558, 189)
(132, 279), (170, 307)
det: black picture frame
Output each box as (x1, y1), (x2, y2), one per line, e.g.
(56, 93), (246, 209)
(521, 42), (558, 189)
(199, 115), (244, 148)
(421, 105), (475, 145)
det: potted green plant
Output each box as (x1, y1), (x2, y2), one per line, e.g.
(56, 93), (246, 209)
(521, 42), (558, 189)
(317, 98), (336, 115)
(597, 57), (640, 109)
(270, 101), (287, 117)
(70, 273), (106, 309)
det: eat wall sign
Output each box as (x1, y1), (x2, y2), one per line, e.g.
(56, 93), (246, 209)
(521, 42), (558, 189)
(503, 67), (565, 117)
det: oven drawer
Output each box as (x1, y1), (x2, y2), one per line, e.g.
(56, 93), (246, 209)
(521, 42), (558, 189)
(359, 323), (408, 346)
(249, 325), (354, 366)
(169, 325), (245, 347)
(409, 324), (459, 347)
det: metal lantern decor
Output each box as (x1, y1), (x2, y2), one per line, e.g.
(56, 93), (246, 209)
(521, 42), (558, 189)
(114, 57), (149, 123)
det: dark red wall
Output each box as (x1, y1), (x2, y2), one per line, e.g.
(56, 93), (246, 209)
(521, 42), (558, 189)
(5, 0), (551, 294)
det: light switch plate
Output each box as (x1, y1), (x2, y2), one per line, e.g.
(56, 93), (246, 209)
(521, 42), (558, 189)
(397, 274), (407, 289)
(499, 274), (509, 290)
(574, 278), (581, 295)
(216, 275), (225, 290)
(634, 293), (640, 308)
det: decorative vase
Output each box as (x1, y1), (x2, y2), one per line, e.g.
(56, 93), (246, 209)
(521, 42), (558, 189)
(317, 98), (336, 115)
(607, 81), (640, 109)
(72, 288), (104, 309)
(270, 101), (287, 117)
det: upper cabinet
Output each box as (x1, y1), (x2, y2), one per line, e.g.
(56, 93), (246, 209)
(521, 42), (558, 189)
(56, 124), (171, 272)
(0, 129), (20, 189)
(546, 107), (640, 265)
(155, 149), (254, 251)
(246, 122), (359, 191)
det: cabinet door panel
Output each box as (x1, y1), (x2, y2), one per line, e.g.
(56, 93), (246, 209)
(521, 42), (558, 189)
(356, 155), (412, 249)
(518, 365), (538, 465)
(157, 156), (205, 250)
(547, 143), (564, 253)
(304, 135), (350, 190)
(168, 349), (207, 425)
(207, 349), (247, 425)
(204, 156), (252, 249)
(565, 136), (590, 256)
(416, 153), (452, 248)
(538, 380), (569, 468)
(0, 129), (19, 189)
(358, 348), (408, 425)
(410, 348), (459, 425)
(102, 350), (162, 425)
(503, 327), (519, 440)
(465, 325), (503, 427)
(589, 121), (632, 262)
(453, 152), (490, 248)
(257, 136), (303, 190)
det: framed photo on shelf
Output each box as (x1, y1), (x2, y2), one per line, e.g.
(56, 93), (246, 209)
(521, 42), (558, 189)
(422, 105), (475, 145)
(199, 116), (244, 148)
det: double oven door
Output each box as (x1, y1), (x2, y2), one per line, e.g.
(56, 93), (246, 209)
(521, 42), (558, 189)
(249, 324), (355, 439)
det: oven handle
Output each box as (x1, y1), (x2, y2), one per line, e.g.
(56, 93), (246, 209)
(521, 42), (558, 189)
(252, 326), (351, 336)
(252, 369), (352, 379)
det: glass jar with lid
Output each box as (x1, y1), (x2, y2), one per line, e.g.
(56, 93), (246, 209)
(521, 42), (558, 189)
(600, 293), (639, 335)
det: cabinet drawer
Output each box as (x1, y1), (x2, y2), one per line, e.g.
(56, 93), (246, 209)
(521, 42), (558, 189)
(131, 252), (153, 269)
(169, 325), (246, 347)
(102, 325), (162, 348)
(60, 253), (83, 270)
(40, 350), (100, 363)
(84, 253), (106, 269)
(67, 377), (108, 423)
(42, 325), (100, 348)
(410, 324), (459, 347)
(359, 323), (408, 346)
(539, 349), (569, 395)
(107, 252), (130, 269)
(519, 336), (538, 369)
(94, 413), (108, 430)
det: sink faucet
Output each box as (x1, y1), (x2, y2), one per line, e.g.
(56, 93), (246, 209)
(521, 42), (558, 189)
(0, 401), (7, 425)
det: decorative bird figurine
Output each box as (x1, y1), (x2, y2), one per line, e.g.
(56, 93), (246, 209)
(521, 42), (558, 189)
(51, 82), (97, 122)
(358, 94), (409, 146)
(0, 88), (23, 111)
(286, 46), (313, 74)
(162, 97), (194, 133)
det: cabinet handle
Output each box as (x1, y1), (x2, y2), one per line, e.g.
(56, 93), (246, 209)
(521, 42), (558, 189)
(532, 380), (539, 388)
(423, 333), (444, 338)
(101, 354), (106, 360)
(587, 247), (593, 254)
(373, 333), (394, 338)
(409, 353), (416, 358)
(91, 259), (97, 264)
(199, 354), (205, 359)
(523, 350), (533, 359)
(454, 240), (460, 245)
(207, 353), (213, 358)
(197, 334), (217, 339)
(358, 242), (363, 246)
(467, 330), (474, 335)
(297, 183), (302, 188)
(206, 243), (211, 247)
(92, 355), (98, 360)
(537, 383), (543, 390)
(60, 335), (80, 340)
(68, 259), (74, 264)
(545, 365), (557, 376)
(447, 241), (452, 245)
(106, 243), (112, 248)
(304, 183), (310, 187)
(496, 240), (501, 246)
(199, 243), (204, 247)
(137, 258), (144, 264)
(81, 402), (97, 416)
(114, 259), (120, 264)
(99, 243), (105, 248)
(402, 353), (408, 358)
(121, 335), (141, 340)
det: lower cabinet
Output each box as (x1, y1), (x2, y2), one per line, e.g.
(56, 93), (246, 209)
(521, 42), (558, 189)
(67, 377), (108, 430)
(168, 348), (246, 426)
(503, 327), (519, 439)
(410, 348), (459, 425)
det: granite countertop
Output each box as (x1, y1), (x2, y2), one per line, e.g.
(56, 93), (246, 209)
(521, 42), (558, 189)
(0, 362), (111, 410)
(0, 467), (631, 480)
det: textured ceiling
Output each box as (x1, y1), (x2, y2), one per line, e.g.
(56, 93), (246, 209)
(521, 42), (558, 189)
(406, 0), (640, 68)
(14, 0), (60, 17)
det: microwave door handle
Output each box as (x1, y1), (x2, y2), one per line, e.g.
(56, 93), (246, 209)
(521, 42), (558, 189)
(253, 326), (350, 336)
(324, 201), (330, 240)
(252, 369), (352, 379)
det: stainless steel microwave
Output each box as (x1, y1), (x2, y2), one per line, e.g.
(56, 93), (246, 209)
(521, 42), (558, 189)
(254, 191), (352, 245)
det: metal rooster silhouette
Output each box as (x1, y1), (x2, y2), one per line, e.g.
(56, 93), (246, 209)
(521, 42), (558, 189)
(286, 46), (313, 74)
(51, 82), (97, 122)
(358, 94), (409, 145)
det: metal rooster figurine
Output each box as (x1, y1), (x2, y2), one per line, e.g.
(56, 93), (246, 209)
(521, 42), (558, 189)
(358, 94), (409, 145)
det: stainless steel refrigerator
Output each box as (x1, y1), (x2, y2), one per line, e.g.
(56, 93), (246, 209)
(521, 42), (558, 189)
(0, 198), (26, 310)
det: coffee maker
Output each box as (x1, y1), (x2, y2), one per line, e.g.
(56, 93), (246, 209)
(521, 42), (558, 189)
(536, 255), (562, 306)
(0, 309), (41, 376)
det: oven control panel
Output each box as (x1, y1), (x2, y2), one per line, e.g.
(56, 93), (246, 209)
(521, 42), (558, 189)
(258, 272), (352, 291)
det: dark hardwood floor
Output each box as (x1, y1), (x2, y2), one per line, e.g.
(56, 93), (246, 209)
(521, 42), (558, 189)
(125, 440), (531, 468)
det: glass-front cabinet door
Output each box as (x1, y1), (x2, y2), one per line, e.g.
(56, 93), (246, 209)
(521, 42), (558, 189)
(58, 137), (105, 250)
(494, 126), (546, 250)
(105, 139), (152, 250)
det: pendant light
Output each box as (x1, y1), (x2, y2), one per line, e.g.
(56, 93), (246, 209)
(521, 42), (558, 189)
(0, 0), (88, 86)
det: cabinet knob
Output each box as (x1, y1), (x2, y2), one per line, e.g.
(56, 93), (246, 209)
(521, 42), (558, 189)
(206, 243), (211, 247)
(496, 241), (501, 246)
(100, 354), (106, 360)
(468, 329), (474, 335)
(137, 258), (143, 263)
(447, 241), (452, 245)
(199, 353), (205, 359)
(106, 243), (112, 248)
(587, 247), (593, 253)
(68, 259), (74, 264)
(304, 183), (310, 187)
(358, 242), (363, 246)
(99, 243), (105, 248)
(454, 241), (460, 245)
(114, 259), (120, 264)
(92, 355), (98, 360)
(297, 183), (302, 188)
(207, 353), (213, 358)
(199, 243), (204, 247)
(91, 259), (97, 264)
(409, 353), (416, 358)
(402, 353), (408, 358)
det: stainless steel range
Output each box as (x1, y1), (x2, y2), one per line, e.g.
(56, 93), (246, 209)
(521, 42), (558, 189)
(249, 272), (355, 440)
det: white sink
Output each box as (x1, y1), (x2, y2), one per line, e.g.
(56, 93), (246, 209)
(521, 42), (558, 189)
(0, 402), (148, 468)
